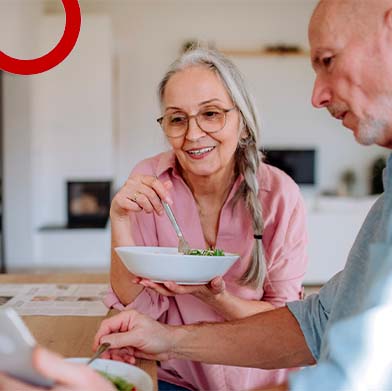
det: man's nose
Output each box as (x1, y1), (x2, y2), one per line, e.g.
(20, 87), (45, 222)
(311, 76), (332, 108)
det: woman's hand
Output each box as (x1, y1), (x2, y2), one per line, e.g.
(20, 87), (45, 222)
(110, 174), (173, 220)
(93, 310), (174, 363)
(137, 277), (275, 320)
(135, 276), (226, 303)
(0, 347), (115, 391)
(109, 174), (173, 305)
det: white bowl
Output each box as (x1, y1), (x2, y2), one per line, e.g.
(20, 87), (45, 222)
(115, 246), (240, 285)
(66, 358), (153, 391)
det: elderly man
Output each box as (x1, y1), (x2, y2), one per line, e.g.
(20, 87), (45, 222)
(94, 1), (392, 390)
(2, 0), (392, 390)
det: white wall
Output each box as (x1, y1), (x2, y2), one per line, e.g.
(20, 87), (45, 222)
(30, 14), (113, 269)
(0, 0), (42, 268)
(1, 0), (389, 271)
(111, 0), (317, 182)
(1, 3), (113, 269)
(31, 15), (113, 227)
(304, 195), (377, 283)
(233, 57), (389, 195)
(108, 0), (388, 194)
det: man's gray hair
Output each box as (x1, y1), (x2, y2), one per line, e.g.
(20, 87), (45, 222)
(158, 48), (266, 288)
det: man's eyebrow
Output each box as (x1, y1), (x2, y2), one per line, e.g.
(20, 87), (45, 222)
(311, 55), (320, 69)
(311, 48), (327, 69)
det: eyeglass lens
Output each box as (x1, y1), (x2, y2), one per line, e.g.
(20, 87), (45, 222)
(161, 107), (228, 137)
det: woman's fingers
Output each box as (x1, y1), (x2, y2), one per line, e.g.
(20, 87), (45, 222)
(162, 281), (203, 295)
(137, 278), (226, 299)
(111, 175), (173, 217)
(209, 276), (225, 294)
(115, 193), (142, 214)
(130, 182), (164, 214)
(127, 191), (155, 214)
(138, 280), (175, 296)
(141, 176), (173, 204)
(140, 279), (206, 296)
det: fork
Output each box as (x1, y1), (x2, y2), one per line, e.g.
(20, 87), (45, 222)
(87, 342), (111, 365)
(161, 201), (191, 254)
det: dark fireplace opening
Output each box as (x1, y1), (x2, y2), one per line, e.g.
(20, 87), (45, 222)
(67, 181), (111, 228)
(263, 148), (316, 185)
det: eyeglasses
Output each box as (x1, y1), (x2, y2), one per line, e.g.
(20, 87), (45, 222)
(157, 106), (236, 138)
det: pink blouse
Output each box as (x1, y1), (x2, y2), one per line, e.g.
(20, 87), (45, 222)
(105, 151), (308, 391)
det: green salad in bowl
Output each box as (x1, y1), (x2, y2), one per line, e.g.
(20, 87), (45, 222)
(99, 371), (136, 391)
(187, 248), (225, 256)
(66, 358), (153, 391)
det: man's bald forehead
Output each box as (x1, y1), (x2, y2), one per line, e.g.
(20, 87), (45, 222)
(312, 0), (366, 25)
(310, 0), (392, 39)
(313, 0), (354, 15)
(309, 0), (352, 42)
(313, 0), (392, 22)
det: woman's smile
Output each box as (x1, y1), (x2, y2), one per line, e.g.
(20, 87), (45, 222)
(185, 146), (216, 159)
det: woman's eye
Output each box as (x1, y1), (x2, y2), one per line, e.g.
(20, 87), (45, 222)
(170, 115), (187, 124)
(202, 110), (220, 119)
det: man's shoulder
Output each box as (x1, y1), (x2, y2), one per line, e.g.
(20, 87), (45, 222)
(355, 193), (385, 240)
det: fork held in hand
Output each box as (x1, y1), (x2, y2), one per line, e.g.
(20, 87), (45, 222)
(87, 342), (111, 365)
(162, 201), (191, 254)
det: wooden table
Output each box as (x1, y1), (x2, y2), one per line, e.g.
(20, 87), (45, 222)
(0, 273), (157, 390)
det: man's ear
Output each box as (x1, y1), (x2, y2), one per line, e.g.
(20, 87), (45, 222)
(384, 8), (392, 30)
(383, 8), (392, 49)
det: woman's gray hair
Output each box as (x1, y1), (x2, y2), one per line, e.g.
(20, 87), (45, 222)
(158, 48), (266, 288)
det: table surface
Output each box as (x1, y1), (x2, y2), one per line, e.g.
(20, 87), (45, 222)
(0, 273), (157, 391)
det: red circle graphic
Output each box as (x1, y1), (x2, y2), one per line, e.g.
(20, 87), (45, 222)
(0, 0), (81, 75)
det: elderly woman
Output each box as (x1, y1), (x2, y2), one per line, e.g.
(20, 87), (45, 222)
(105, 48), (307, 391)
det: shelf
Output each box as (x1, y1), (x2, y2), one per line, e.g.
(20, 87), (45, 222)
(220, 49), (310, 57)
(39, 225), (107, 231)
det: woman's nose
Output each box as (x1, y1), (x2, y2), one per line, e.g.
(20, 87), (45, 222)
(185, 116), (206, 141)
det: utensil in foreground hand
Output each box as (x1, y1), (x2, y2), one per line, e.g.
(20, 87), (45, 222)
(162, 200), (191, 254)
(87, 342), (111, 365)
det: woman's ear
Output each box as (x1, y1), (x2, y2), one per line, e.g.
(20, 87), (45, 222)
(240, 126), (249, 140)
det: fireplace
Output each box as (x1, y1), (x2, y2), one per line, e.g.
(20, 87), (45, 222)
(67, 181), (111, 228)
(263, 148), (316, 185)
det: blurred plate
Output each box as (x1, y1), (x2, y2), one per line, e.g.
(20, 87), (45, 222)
(66, 358), (153, 391)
